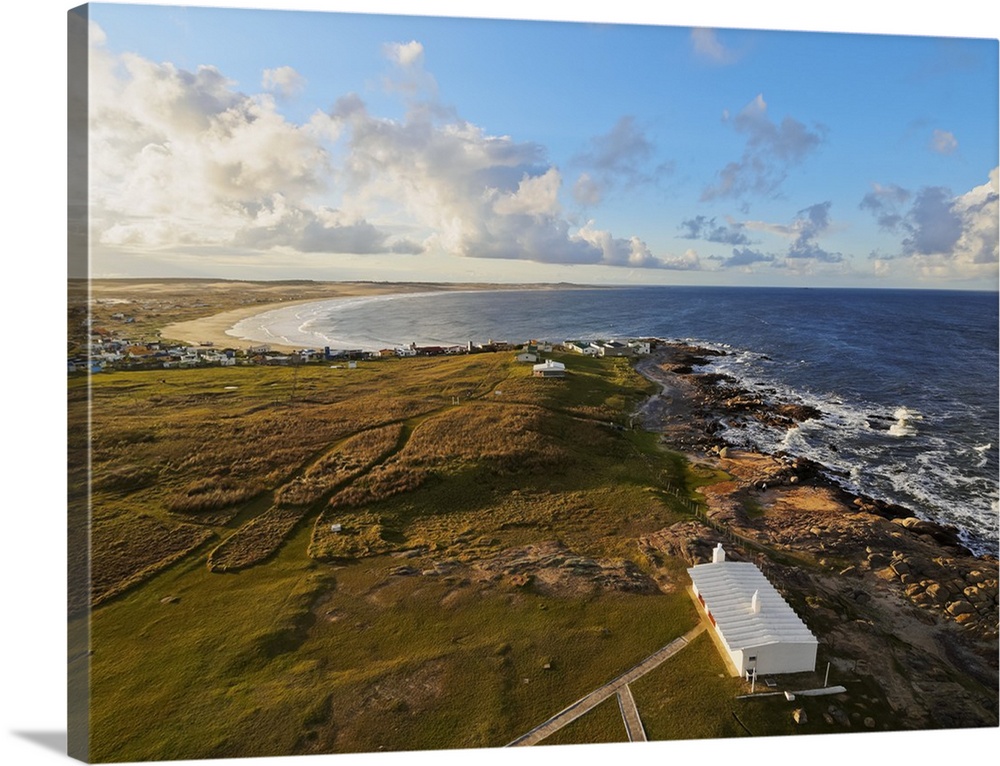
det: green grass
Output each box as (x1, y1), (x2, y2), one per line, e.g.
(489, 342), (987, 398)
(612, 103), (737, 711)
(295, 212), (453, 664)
(542, 696), (630, 746)
(87, 521), (693, 760)
(630, 630), (747, 741)
(81, 350), (721, 761)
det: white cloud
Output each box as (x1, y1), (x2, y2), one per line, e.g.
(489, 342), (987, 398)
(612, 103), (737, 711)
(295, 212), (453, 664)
(492, 168), (562, 217)
(262, 66), (305, 99)
(930, 129), (958, 155)
(572, 172), (604, 206)
(88, 27), (679, 273)
(690, 28), (736, 64)
(385, 40), (425, 68)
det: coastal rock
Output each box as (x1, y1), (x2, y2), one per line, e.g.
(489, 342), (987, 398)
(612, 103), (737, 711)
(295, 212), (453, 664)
(946, 600), (975, 617)
(891, 561), (911, 576)
(867, 552), (889, 569)
(633, 342), (1000, 728)
(924, 583), (950, 604)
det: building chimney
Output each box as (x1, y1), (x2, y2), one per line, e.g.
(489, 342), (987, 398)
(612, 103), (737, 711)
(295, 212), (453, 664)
(712, 543), (726, 564)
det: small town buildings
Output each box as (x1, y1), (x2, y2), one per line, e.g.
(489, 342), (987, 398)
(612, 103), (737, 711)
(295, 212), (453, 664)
(628, 340), (651, 355)
(687, 545), (818, 676)
(516, 352), (539, 363)
(564, 340), (599, 356)
(532, 360), (566, 378)
(592, 340), (632, 357)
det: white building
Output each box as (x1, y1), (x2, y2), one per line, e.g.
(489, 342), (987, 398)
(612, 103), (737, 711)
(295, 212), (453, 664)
(687, 545), (818, 676)
(533, 360), (566, 378)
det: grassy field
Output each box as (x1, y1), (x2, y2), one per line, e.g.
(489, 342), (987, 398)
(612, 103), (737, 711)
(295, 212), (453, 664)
(74, 348), (763, 760)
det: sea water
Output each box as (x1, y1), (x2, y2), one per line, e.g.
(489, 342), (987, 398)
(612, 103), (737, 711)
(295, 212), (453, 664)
(229, 286), (999, 554)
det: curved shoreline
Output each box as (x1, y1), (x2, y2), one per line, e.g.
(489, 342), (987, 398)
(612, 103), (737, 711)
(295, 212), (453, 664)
(162, 298), (326, 352)
(160, 282), (592, 352)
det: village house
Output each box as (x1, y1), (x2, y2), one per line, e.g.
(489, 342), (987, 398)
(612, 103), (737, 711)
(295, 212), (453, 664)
(564, 340), (599, 356)
(532, 359), (566, 378)
(591, 340), (632, 357)
(628, 340), (652, 355)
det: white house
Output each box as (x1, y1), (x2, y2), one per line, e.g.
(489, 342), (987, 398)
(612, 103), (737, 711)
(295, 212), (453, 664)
(592, 340), (631, 357)
(532, 360), (566, 378)
(564, 341), (599, 356)
(628, 340), (651, 355)
(516, 352), (538, 363)
(687, 545), (818, 676)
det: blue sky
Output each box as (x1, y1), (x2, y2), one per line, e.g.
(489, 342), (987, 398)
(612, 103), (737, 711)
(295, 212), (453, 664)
(80, 1), (999, 288)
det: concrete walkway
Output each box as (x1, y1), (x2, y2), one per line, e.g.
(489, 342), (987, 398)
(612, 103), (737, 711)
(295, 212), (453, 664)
(506, 623), (706, 746)
(617, 685), (646, 742)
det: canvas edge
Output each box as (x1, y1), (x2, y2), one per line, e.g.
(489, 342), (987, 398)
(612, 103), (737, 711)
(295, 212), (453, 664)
(68, 3), (92, 763)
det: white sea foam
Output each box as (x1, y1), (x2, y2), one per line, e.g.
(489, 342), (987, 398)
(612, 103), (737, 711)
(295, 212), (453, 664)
(888, 406), (922, 437)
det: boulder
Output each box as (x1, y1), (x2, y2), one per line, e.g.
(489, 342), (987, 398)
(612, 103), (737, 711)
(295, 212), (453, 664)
(890, 561), (911, 576)
(793, 708), (808, 724)
(924, 583), (949, 604)
(867, 552), (889, 569)
(946, 600), (975, 616)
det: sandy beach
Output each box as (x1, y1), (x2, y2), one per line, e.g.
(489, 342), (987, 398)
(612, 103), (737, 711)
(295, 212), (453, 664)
(162, 299), (332, 352)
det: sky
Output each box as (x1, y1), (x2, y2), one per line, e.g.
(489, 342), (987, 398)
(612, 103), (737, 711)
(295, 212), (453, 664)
(77, 2), (1000, 289)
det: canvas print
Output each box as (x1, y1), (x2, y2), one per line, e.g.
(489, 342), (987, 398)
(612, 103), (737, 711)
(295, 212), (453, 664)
(67, 2), (999, 763)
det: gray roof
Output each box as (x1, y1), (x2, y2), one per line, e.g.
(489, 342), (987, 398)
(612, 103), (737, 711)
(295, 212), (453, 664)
(688, 561), (817, 651)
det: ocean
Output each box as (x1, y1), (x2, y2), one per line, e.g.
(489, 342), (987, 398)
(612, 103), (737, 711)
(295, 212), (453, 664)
(229, 286), (999, 555)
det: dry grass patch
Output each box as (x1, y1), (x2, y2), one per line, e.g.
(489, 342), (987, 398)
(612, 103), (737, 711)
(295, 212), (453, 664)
(207, 505), (310, 572)
(168, 476), (266, 514)
(276, 424), (404, 507)
(309, 511), (400, 559)
(403, 403), (569, 474)
(91, 513), (215, 606)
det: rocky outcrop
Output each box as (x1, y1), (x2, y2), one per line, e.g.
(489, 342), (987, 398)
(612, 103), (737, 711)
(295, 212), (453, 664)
(632, 342), (999, 732)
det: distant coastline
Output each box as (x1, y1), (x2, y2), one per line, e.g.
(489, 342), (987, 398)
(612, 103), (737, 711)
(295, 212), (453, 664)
(157, 280), (593, 351)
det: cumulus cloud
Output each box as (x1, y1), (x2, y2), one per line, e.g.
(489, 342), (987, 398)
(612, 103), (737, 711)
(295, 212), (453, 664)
(88, 24), (681, 272)
(492, 168), (562, 217)
(702, 94), (825, 201)
(679, 215), (752, 245)
(381, 39), (438, 100)
(572, 172), (603, 207)
(262, 66), (305, 99)
(930, 129), (958, 155)
(861, 169), (999, 281)
(88, 25), (405, 256)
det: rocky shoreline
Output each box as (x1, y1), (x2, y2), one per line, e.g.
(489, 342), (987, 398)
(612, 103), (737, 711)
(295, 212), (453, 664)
(635, 342), (998, 730)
